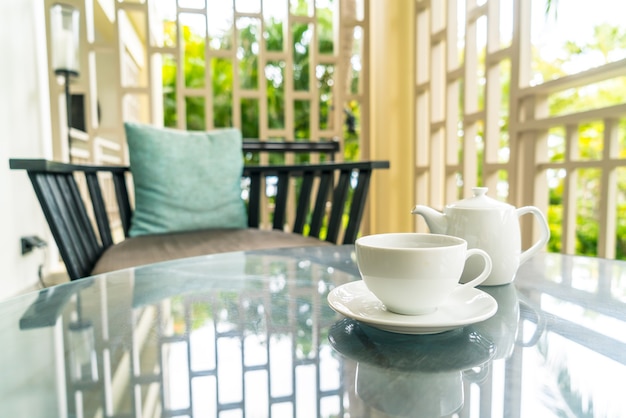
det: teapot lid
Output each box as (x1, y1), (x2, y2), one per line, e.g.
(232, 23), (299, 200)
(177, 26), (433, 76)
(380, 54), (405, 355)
(447, 187), (512, 210)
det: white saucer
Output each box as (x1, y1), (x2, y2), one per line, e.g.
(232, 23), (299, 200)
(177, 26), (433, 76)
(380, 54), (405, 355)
(327, 281), (498, 335)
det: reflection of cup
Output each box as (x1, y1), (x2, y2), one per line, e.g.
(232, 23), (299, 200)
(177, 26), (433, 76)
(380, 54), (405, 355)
(329, 319), (495, 417)
(355, 233), (492, 315)
(356, 362), (463, 417)
(471, 284), (544, 359)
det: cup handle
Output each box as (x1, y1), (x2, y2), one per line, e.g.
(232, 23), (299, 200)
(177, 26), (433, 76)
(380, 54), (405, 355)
(463, 362), (491, 384)
(460, 249), (492, 289)
(517, 206), (551, 265)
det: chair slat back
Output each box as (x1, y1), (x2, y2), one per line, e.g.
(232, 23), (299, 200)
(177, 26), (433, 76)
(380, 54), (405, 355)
(326, 169), (352, 244)
(111, 171), (133, 237)
(293, 172), (315, 234)
(242, 162), (388, 245)
(85, 172), (113, 248)
(31, 171), (103, 280)
(343, 170), (373, 244)
(308, 171), (334, 239)
(11, 156), (389, 281)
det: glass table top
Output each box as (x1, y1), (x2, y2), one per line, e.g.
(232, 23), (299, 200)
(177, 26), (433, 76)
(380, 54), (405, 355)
(1, 245), (625, 417)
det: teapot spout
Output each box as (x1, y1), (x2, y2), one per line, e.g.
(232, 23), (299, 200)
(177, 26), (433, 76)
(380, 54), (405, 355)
(411, 205), (447, 234)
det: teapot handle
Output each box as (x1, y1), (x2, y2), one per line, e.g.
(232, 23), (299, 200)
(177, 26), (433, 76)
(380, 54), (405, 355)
(516, 206), (551, 265)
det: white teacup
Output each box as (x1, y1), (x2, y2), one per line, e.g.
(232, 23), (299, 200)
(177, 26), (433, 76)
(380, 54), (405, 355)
(355, 233), (492, 315)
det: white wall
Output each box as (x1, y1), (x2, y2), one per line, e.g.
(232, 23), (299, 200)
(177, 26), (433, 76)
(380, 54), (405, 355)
(0, 1), (55, 300)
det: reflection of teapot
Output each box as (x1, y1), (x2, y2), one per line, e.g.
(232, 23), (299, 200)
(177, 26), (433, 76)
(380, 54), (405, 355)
(328, 319), (495, 417)
(411, 187), (550, 286)
(470, 284), (545, 359)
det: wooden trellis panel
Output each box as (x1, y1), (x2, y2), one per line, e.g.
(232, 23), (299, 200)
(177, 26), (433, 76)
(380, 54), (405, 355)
(414, 0), (626, 257)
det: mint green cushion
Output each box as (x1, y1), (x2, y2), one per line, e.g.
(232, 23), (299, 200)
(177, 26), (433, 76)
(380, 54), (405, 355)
(125, 123), (247, 237)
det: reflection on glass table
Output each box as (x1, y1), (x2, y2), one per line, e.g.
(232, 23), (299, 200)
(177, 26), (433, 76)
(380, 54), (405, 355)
(0, 246), (625, 417)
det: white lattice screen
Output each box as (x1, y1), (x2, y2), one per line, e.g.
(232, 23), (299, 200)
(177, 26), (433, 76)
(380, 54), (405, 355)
(413, 0), (626, 258)
(45, 0), (369, 164)
(414, 0), (516, 212)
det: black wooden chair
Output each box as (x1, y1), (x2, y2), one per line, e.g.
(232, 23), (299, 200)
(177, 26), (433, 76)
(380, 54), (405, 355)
(10, 142), (389, 281)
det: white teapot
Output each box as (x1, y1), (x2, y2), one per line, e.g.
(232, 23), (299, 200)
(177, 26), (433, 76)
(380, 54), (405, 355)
(411, 187), (550, 286)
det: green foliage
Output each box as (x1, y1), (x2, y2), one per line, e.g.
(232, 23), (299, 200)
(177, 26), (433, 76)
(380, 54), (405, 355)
(547, 204), (562, 253)
(213, 58), (234, 128)
(162, 1), (356, 163)
(532, 22), (626, 259)
(617, 203), (626, 257)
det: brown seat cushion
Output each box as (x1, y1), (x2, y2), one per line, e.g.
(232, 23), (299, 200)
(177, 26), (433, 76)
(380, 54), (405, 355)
(91, 228), (331, 276)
